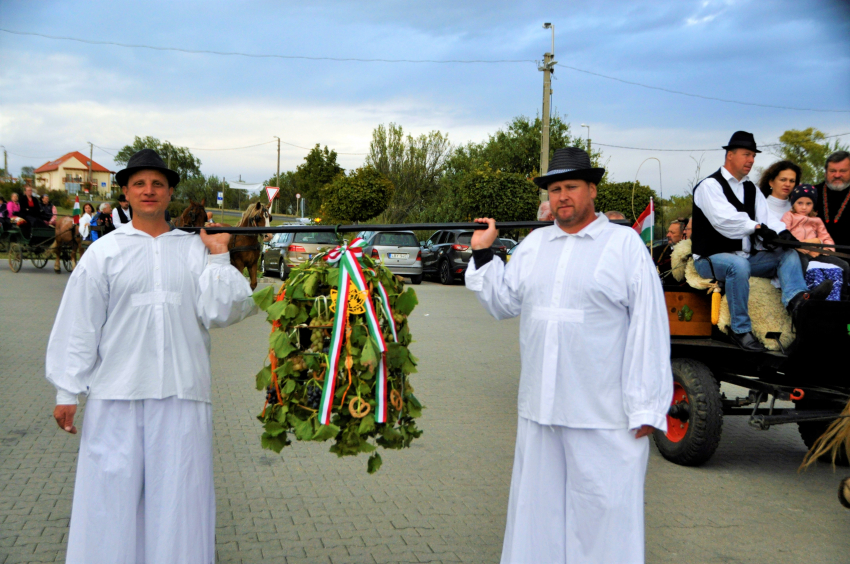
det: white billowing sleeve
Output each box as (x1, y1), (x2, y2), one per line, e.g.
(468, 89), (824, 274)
(464, 251), (523, 320)
(46, 261), (108, 405)
(197, 252), (258, 329)
(620, 239), (674, 431)
(694, 179), (759, 239)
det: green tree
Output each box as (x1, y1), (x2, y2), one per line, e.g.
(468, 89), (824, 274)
(114, 136), (202, 182)
(436, 167), (538, 226)
(595, 180), (657, 224)
(20, 166), (35, 181)
(367, 123), (451, 223)
(292, 145), (344, 215)
(322, 167), (394, 223)
(774, 128), (850, 184)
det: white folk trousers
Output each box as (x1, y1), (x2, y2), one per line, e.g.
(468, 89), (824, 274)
(66, 397), (215, 564)
(501, 417), (650, 564)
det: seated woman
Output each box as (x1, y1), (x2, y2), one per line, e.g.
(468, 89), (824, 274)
(40, 194), (58, 227)
(79, 202), (96, 240)
(759, 160), (801, 223)
(6, 192), (24, 225)
(782, 184), (849, 300)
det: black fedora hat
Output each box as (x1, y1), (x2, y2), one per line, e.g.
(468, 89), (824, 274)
(533, 147), (605, 188)
(722, 131), (761, 153)
(115, 149), (181, 188)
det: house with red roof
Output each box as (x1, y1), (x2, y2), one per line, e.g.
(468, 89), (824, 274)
(34, 152), (115, 195)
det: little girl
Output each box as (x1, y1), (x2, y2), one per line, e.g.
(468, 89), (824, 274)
(782, 184), (849, 300)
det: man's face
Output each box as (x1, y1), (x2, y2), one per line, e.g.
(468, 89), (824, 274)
(24, 187), (32, 198)
(684, 219), (692, 240)
(666, 222), (684, 244)
(103, 204), (112, 215)
(123, 170), (173, 219)
(725, 149), (756, 179)
(826, 158), (850, 190)
(121, 200), (130, 209)
(547, 179), (596, 229)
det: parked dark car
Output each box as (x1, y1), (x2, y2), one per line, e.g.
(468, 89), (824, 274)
(420, 229), (507, 285)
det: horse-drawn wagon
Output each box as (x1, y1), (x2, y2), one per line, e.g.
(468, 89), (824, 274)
(4, 218), (85, 273)
(653, 239), (850, 467)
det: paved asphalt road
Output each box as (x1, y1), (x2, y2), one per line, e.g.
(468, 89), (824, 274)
(1, 261), (849, 563)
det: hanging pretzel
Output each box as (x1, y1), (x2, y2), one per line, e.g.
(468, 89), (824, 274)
(390, 389), (403, 411)
(349, 397), (371, 418)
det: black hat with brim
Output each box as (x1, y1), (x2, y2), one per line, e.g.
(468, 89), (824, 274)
(115, 148), (181, 188)
(533, 147), (605, 188)
(722, 131), (761, 153)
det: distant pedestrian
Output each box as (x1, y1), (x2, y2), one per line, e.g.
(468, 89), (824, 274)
(112, 193), (132, 225)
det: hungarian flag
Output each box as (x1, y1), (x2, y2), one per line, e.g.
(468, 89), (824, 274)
(72, 196), (81, 225)
(632, 198), (654, 245)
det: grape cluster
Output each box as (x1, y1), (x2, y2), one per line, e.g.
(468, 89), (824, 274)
(306, 385), (322, 409)
(290, 355), (308, 372)
(266, 386), (280, 405)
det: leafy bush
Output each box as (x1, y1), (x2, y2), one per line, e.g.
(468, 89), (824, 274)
(439, 167), (539, 223)
(322, 167), (394, 223)
(595, 180), (657, 224)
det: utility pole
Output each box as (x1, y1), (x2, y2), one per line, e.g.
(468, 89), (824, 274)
(539, 23), (557, 201)
(581, 123), (591, 156)
(273, 136), (281, 215)
(88, 142), (94, 195)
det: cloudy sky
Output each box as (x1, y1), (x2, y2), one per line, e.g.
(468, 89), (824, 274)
(1, 0), (848, 196)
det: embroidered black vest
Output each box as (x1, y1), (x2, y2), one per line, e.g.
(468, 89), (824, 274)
(691, 169), (757, 257)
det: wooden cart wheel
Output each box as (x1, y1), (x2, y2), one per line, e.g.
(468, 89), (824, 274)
(31, 253), (48, 269)
(62, 256), (74, 272)
(8, 243), (22, 273)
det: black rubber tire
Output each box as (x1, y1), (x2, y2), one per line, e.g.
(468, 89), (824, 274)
(438, 259), (454, 285)
(279, 265), (289, 281)
(797, 399), (850, 467)
(259, 255), (268, 277)
(653, 358), (723, 466)
(409, 274), (423, 285)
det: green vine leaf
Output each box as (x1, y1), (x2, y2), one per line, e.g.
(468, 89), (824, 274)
(270, 331), (297, 358)
(255, 365), (272, 391)
(367, 453), (382, 474)
(394, 288), (418, 316)
(312, 423), (340, 442)
(252, 286), (276, 311)
(261, 432), (286, 453)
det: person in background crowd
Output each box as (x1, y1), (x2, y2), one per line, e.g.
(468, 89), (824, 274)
(652, 219), (687, 284)
(79, 202), (96, 240)
(758, 160), (801, 223)
(90, 202), (116, 242)
(0, 196), (10, 231)
(683, 217), (692, 240)
(7, 192), (22, 222)
(815, 151), (850, 246)
(206, 211), (215, 225)
(19, 185), (46, 231)
(112, 194), (132, 226)
(604, 210), (627, 220)
(691, 131), (831, 352)
(40, 194), (58, 227)
(782, 184), (849, 300)
(537, 200), (554, 222)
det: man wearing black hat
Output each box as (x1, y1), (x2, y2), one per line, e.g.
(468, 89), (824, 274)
(691, 132), (832, 352)
(112, 193), (132, 226)
(45, 149), (257, 563)
(465, 147), (672, 564)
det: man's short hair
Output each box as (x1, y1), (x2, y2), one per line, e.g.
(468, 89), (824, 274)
(826, 150), (850, 169)
(99, 203), (109, 212)
(604, 211), (626, 220)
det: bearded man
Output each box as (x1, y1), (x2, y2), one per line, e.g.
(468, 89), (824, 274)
(815, 150), (850, 246)
(46, 149), (257, 564)
(465, 147), (672, 564)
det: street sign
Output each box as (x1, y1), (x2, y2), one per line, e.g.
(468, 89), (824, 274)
(265, 186), (279, 205)
(101, 182), (106, 187)
(217, 191), (223, 205)
(296, 193), (301, 199)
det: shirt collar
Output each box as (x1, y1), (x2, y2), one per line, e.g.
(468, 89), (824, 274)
(721, 166), (749, 185)
(123, 221), (189, 239)
(546, 213), (609, 241)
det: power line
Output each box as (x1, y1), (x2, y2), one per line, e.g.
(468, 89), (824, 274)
(0, 29), (533, 64)
(595, 132), (850, 152)
(3, 28), (848, 113)
(555, 64), (850, 113)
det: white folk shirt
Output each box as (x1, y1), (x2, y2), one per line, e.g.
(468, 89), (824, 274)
(692, 167), (786, 259)
(465, 214), (673, 431)
(46, 222), (257, 405)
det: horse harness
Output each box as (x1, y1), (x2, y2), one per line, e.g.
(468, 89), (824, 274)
(228, 210), (266, 253)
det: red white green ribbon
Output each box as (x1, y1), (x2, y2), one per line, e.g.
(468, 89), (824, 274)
(318, 238), (397, 425)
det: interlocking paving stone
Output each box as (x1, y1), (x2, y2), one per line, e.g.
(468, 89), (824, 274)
(2, 265), (850, 563)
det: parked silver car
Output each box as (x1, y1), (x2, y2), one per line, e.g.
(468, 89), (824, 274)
(361, 230), (423, 284)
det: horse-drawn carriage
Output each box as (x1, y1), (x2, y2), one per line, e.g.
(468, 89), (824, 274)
(3, 222), (82, 273)
(652, 240), (850, 467)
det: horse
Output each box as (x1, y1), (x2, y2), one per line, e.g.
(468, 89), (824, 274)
(173, 199), (207, 228)
(50, 216), (83, 273)
(229, 202), (271, 290)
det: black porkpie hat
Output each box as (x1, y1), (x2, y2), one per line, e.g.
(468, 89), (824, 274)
(722, 131), (761, 154)
(533, 147), (606, 188)
(115, 148), (181, 188)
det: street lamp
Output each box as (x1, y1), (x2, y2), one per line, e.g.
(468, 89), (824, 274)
(581, 124), (591, 154)
(543, 22), (554, 56)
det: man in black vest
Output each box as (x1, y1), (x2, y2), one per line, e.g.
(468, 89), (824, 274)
(814, 151), (850, 246)
(112, 194), (133, 226)
(691, 132), (832, 352)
